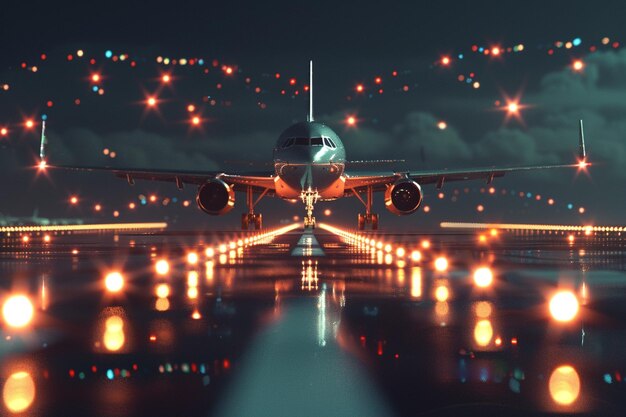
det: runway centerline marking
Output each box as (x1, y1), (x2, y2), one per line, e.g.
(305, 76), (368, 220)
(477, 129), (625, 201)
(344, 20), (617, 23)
(291, 229), (325, 257)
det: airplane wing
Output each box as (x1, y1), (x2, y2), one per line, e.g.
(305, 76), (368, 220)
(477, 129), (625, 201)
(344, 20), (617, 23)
(39, 123), (276, 192)
(344, 120), (588, 193)
(344, 162), (582, 192)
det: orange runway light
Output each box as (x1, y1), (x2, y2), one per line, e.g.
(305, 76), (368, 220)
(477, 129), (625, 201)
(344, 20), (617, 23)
(2, 295), (34, 328)
(104, 272), (125, 293)
(155, 259), (170, 276)
(69, 196), (79, 205)
(572, 59), (585, 72)
(24, 119), (35, 129)
(147, 96), (157, 107)
(161, 74), (171, 83)
(549, 290), (579, 322)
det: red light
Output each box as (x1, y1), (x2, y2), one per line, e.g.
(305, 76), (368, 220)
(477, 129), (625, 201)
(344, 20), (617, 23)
(491, 47), (501, 56)
(441, 56), (450, 66)
(356, 84), (364, 92)
(275, 73), (280, 79)
(224, 66), (233, 75)
(25, 119), (35, 129)
(374, 76), (382, 84)
(69, 196), (78, 205)
(91, 73), (100, 83)
(289, 78), (296, 85)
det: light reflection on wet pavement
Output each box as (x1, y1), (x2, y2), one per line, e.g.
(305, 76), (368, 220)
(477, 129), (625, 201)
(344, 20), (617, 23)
(1, 225), (626, 416)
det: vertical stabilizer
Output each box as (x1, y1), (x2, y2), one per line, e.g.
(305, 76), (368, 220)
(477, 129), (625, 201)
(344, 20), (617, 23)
(39, 120), (47, 161)
(308, 60), (314, 122)
(578, 119), (587, 159)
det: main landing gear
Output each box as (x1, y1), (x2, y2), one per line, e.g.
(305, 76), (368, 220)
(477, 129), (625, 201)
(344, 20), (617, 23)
(301, 187), (320, 229)
(354, 186), (379, 230)
(241, 186), (269, 230)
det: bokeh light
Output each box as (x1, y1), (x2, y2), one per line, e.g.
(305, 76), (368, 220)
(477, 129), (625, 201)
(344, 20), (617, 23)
(2, 295), (34, 328)
(3, 371), (35, 413)
(549, 290), (579, 322)
(473, 266), (493, 288)
(104, 272), (124, 293)
(549, 365), (581, 405)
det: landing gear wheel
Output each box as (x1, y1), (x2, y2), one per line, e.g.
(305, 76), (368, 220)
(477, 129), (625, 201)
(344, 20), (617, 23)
(241, 213), (250, 230)
(358, 213), (365, 230)
(371, 213), (379, 230)
(254, 213), (262, 230)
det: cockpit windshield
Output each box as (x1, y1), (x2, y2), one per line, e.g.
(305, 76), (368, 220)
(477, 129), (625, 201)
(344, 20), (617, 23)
(281, 136), (337, 148)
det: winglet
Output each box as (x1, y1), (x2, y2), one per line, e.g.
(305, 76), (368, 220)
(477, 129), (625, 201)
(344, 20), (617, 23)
(578, 119), (587, 160)
(308, 60), (314, 122)
(39, 120), (47, 161)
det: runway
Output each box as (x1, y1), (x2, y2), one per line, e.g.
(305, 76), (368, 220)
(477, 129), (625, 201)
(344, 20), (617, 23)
(1, 224), (626, 416)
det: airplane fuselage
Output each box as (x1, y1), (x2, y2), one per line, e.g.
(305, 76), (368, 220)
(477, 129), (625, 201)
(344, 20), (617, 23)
(272, 121), (346, 200)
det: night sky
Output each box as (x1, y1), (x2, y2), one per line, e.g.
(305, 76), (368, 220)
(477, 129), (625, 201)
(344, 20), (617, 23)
(1, 0), (626, 229)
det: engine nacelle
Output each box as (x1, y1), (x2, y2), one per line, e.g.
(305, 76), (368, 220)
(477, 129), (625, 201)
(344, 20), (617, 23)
(384, 179), (423, 215)
(196, 179), (235, 215)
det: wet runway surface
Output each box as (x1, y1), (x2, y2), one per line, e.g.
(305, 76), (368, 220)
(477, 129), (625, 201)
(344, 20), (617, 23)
(2, 225), (626, 416)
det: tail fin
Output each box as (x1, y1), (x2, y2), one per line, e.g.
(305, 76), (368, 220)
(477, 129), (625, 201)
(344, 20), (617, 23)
(308, 60), (314, 122)
(578, 119), (587, 160)
(39, 120), (47, 161)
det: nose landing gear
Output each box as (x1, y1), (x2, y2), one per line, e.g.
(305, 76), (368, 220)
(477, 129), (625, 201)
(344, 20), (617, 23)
(301, 187), (320, 229)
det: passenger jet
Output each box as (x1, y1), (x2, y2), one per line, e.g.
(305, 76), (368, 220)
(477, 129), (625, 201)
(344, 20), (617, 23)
(38, 61), (588, 230)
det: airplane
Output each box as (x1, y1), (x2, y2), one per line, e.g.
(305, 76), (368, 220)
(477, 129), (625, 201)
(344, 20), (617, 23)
(37, 61), (588, 231)
(0, 208), (85, 226)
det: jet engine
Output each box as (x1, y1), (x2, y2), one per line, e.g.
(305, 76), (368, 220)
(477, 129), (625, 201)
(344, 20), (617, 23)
(196, 179), (235, 215)
(384, 179), (422, 215)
